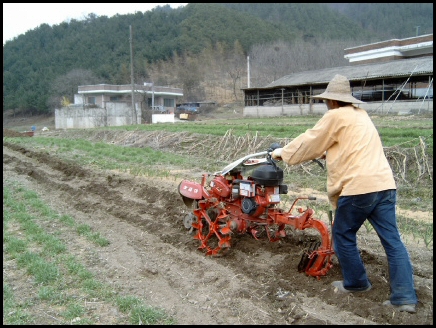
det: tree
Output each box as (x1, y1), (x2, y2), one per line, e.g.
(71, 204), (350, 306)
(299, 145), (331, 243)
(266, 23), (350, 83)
(226, 40), (246, 101)
(176, 52), (205, 102)
(48, 69), (98, 110)
(247, 39), (360, 88)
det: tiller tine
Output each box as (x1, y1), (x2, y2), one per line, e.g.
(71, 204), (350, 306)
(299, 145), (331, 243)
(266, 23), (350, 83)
(276, 229), (286, 238)
(298, 240), (334, 279)
(264, 227), (279, 242)
(193, 231), (202, 240)
(298, 241), (321, 273)
(220, 226), (232, 235)
(248, 227), (260, 240)
(205, 238), (231, 256)
(206, 249), (219, 256)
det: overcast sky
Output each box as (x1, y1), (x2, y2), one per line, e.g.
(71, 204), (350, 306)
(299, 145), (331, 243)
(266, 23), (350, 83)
(3, 3), (187, 44)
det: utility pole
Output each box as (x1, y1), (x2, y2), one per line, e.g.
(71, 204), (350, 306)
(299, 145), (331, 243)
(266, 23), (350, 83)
(247, 56), (250, 88)
(415, 26), (420, 37)
(130, 25), (136, 125)
(152, 83), (154, 109)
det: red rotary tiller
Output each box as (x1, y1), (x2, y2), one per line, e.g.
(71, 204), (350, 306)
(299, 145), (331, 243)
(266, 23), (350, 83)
(178, 143), (334, 278)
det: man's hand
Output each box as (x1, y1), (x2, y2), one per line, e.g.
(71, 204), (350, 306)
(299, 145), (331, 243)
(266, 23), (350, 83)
(271, 148), (283, 161)
(319, 151), (327, 160)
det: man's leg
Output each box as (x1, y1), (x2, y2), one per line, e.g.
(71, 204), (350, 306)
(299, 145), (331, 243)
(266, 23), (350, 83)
(333, 193), (374, 290)
(366, 189), (417, 305)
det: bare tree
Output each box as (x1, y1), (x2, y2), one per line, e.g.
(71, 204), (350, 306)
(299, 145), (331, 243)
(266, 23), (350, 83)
(226, 40), (246, 101)
(144, 38), (364, 105)
(48, 69), (98, 110)
(176, 52), (205, 102)
(248, 39), (359, 87)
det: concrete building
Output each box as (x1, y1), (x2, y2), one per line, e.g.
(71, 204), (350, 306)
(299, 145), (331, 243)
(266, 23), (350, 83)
(344, 34), (433, 65)
(77, 83), (183, 112)
(243, 34), (433, 117)
(55, 83), (183, 129)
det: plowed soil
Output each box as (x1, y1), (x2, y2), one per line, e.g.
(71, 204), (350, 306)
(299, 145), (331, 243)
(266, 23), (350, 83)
(3, 126), (433, 325)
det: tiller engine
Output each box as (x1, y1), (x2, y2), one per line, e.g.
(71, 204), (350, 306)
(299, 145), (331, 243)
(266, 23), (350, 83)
(178, 144), (334, 278)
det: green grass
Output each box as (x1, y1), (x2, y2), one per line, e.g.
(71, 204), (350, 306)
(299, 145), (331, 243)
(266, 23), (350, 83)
(8, 136), (197, 174)
(3, 282), (34, 324)
(397, 214), (433, 248)
(3, 180), (175, 325)
(98, 115), (434, 145)
(7, 114), (433, 150)
(116, 295), (170, 325)
(76, 224), (110, 247)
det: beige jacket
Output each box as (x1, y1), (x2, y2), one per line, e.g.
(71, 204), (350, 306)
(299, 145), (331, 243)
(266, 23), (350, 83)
(280, 105), (396, 209)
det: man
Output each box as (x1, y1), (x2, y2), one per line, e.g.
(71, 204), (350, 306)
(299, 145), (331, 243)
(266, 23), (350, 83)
(271, 74), (418, 313)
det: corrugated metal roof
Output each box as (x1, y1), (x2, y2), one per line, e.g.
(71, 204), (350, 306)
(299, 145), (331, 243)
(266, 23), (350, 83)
(254, 57), (433, 90)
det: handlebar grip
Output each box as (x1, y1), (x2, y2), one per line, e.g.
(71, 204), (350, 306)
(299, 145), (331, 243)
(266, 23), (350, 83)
(312, 159), (325, 170)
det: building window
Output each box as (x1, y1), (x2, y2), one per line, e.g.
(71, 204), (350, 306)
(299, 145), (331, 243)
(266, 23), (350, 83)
(110, 96), (121, 101)
(88, 96), (96, 104)
(164, 98), (174, 107)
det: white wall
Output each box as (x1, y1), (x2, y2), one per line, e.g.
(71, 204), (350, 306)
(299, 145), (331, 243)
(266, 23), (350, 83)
(55, 102), (141, 129)
(243, 100), (433, 117)
(243, 103), (327, 117)
(151, 114), (175, 123)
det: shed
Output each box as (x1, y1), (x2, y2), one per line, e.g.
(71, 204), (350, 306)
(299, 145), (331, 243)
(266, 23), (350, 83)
(242, 35), (433, 117)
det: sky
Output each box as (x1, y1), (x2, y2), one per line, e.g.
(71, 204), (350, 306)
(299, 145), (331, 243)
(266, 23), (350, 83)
(3, 3), (187, 45)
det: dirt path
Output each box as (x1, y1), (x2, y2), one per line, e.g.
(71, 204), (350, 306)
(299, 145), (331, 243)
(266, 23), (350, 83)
(3, 139), (433, 325)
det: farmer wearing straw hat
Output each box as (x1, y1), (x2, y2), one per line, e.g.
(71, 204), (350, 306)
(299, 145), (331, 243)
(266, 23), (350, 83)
(272, 74), (418, 313)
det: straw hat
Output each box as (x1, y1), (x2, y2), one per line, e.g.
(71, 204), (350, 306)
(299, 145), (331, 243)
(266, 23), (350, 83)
(311, 74), (364, 104)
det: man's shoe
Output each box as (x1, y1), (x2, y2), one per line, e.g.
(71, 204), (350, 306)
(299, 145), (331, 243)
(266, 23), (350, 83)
(331, 280), (372, 293)
(383, 300), (416, 313)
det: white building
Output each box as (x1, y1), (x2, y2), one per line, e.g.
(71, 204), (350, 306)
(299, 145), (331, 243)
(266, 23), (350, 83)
(56, 83), (183, 129)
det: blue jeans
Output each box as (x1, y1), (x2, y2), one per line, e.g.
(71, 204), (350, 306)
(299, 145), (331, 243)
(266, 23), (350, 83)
(333, 189), (418, 305)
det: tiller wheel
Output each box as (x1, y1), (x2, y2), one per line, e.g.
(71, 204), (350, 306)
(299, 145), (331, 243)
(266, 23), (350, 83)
(192, 207), (232, 256)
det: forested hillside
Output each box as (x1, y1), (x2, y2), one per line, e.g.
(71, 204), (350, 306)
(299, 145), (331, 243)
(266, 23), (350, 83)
(218, 3), (433, 40)
(3, 3), (433, 115)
